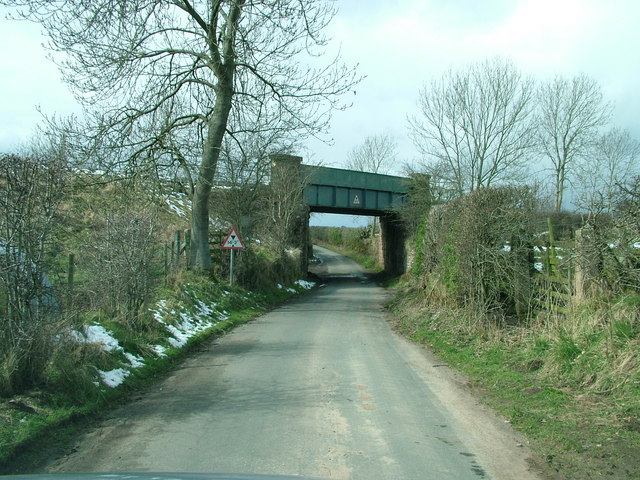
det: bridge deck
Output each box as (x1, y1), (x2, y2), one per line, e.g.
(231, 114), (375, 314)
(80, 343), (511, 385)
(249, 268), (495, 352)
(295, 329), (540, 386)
(301, 165), (409, 216)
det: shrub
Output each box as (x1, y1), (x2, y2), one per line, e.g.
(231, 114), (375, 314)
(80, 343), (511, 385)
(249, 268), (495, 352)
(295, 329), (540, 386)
(416, 186), (537, 320)
(83, 209), (162, 329)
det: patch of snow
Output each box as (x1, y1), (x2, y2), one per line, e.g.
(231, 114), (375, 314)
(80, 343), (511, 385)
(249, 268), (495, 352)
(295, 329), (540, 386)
(124, 352), (145, 368)
(165, 201), (186, 217)
(195, 300), (215, 317)
(83, 325), (122, 352)
(209, 217), (230, 230)
(534, 262), (544, 272)
(98, 368), (130, 388)
(633, 242), (640, 249)
(164, 193), (190, 218)
(295, 280), (316, 290)
(277, 283), (296, 293)
(151, 300), (168, 322)
(149, 289), (242, 354)
(152, 345), (167, 357)
(152, 298), (215, 349)
(166, 328), (189, 348)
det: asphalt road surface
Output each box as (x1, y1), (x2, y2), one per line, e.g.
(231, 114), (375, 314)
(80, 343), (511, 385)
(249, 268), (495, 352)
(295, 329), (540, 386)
(47, 246), (543, 480)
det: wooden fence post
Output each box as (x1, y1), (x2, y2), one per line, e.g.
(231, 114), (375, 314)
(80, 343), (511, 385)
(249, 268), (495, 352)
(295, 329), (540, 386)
(175, 230), (182, 260)
(574, 225), (601, 300)
(512, 235), (532, 319)
(546, 217), (556, 276)
(164, 243), (169, 277)
(67, 253), (75, 289)
(184, 229), (191, 262)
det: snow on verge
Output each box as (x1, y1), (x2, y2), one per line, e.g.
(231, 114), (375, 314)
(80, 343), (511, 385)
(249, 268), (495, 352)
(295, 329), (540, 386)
(149, 293), (227, 352)
(80, 325), (121, 352)
(71, 324), (144, 388)
(295, 280), (316, 290)
(98, 368), (130, 388)
(277, 279), (316, 293)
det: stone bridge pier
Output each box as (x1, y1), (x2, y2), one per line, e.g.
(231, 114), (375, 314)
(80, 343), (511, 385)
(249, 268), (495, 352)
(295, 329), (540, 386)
(379, 212), (407, 276)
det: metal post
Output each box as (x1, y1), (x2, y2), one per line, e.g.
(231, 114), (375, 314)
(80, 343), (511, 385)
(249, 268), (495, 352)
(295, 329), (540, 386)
(230, 249), (235, 286)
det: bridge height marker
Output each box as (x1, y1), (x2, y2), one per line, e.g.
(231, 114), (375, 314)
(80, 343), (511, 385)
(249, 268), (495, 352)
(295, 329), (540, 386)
(221, 227), (245, 285)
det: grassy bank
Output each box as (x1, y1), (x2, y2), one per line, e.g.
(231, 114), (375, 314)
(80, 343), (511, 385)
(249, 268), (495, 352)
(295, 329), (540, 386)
(0, 273), (314, 474)
(389, 284), (640, 480)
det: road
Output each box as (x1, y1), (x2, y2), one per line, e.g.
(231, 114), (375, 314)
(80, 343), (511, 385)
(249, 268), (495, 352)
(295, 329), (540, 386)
(47, 246), (543, 479)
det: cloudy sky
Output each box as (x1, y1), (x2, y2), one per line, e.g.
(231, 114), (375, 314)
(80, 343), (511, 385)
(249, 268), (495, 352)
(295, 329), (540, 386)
(306, 0), (640, 170)
(1, 1), (638, 223)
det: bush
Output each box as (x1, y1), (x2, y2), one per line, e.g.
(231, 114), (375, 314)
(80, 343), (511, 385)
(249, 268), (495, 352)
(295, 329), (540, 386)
(416, 186), (537, 320)
(83, 209), (162, 329)
(234, 247), (301, 289)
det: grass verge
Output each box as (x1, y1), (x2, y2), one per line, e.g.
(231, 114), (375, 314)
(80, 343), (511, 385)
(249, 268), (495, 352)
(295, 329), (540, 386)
(388, 284), (640, 480)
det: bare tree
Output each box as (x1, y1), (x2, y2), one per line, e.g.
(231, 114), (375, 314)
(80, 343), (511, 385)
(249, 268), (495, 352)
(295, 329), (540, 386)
(259, 155), (310, 281)
(574, 128), (640, 214)
(84, 207), (161, 328)
(0, 150), (67, 395)
(408, 58), (535, 197)
(537, 74), (612, 212)
(5, 0), (360, 271)
(212, 110), (299, 239)
(346, 134), (397, 174)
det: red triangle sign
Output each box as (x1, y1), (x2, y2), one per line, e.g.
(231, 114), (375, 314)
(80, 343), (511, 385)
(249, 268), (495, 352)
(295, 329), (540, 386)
(221, 227), (245, 250)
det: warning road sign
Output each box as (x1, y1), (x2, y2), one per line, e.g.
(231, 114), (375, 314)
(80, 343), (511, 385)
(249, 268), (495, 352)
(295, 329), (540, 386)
(221, 228), (245, 250)
(352, 194), (361, 205)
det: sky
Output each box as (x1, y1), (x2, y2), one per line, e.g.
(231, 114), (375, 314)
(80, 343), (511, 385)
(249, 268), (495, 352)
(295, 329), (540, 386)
(1, 1), (639, 226)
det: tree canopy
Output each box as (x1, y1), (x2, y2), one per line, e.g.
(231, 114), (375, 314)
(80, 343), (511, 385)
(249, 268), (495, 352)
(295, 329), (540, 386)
(5, 0), (359, 269)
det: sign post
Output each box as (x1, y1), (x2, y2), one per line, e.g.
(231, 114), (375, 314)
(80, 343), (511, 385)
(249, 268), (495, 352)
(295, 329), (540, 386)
(221, 227), (245, 285)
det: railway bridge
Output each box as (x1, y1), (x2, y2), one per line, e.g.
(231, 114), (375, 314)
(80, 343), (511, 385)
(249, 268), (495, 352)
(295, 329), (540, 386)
(271, 154), (417, 275)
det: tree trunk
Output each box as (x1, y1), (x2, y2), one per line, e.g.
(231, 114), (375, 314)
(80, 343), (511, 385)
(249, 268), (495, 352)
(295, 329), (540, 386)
(189, 83), (234, 271)
(555, 164), (565, 212)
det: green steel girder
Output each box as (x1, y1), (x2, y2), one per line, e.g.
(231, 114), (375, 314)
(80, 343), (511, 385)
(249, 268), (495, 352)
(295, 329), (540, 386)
(300, 165), (409, 215)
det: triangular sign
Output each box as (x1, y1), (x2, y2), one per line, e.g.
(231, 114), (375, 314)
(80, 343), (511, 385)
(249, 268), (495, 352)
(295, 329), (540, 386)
(352, 194), (361, 205)
(221, 228), (245, 249)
